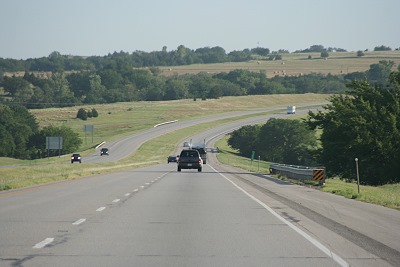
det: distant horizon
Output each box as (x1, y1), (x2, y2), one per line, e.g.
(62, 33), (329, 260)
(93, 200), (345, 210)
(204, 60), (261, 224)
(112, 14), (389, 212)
(1, 44), (398, 60)
(1, 0), (399, 60)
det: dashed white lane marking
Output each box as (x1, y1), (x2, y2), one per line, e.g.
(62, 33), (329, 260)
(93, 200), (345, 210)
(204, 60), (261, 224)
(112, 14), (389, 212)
(33, 238), (54, 249)
(124, 193), (131, 197)
(133, 189), (139, 192)
(96, 207), (106, 212)
(209, 165), (350, 267)
(72, 218), (86, 225)
(112, 199), (120, 203)
(140, 186), (145, 188)
(145, 183), (150, 185)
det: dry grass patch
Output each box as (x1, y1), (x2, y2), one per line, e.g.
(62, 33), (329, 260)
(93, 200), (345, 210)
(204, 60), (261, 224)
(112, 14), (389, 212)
(160, 51), (400, 77)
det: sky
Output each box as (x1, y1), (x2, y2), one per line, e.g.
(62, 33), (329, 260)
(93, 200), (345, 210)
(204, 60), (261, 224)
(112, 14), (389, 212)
(1, 0), (399, 59)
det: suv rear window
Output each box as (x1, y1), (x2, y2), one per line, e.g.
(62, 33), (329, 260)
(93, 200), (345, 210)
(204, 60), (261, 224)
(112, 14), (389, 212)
(180, 150), (199, 157)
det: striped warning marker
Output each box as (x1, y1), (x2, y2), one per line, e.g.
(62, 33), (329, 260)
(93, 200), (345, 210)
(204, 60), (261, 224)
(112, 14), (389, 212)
(312, 169), (325, 181)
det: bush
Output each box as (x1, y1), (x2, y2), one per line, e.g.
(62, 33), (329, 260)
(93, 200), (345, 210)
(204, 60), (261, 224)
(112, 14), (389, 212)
(321, 51), (329, 58)
(76, 108), (88, 120)
(91, 108), (99, 117)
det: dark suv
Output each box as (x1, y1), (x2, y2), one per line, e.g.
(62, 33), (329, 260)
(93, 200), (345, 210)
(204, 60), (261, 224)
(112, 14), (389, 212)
(100, 148), (109, 156)
(71, 153), (81, 164)
(177, 149), (203, 172)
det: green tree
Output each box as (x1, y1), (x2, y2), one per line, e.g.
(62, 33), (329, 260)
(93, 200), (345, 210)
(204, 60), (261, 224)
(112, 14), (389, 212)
(257, 118), (317, 165)
(66, 72), (91, 100)
(306, 73), (400, 185)
(374, 45), (392, 51)
(251, 47), (270, 56)
(0, 124), (15, 157)
(164, 78), (189, 100)
(76, 108), (88, 120)
(91, 108), (99, 117)
(321, 51), (329, 59)
(189, 73), (215, 99)
(0, 104), (39, 159)
(98, 69), (122, 89)
(1, 76), (32, 99)
(49, 72), (76, 107)
(85, 74), (106, 103)
(228, 125), (260, 157)
(367, 60), (395, 87)
(228, 50), (252, 62)
(48, 51), (65, 71)
(356, 50), (365, 57)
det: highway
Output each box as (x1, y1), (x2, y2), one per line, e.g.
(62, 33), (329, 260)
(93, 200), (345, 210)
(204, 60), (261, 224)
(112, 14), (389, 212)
(82, 103), (322, 163)
(1, 104), (400, 267)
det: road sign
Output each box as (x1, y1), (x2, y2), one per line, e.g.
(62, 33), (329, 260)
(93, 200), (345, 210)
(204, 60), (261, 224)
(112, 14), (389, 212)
(251, 151), (255, 161)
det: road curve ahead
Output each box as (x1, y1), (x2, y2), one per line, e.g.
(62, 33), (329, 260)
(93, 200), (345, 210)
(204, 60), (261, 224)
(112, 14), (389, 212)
(1, 103), (399, 267)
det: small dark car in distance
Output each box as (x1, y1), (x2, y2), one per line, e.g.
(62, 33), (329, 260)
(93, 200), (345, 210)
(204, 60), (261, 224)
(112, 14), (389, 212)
(177, 149), (203, 172)
(167, 155), (178, 163)
(100, 148), (109, 156)
(71, 153), (81, 164)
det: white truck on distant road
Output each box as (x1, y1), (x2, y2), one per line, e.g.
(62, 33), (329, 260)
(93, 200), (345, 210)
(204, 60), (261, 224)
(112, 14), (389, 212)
(287, 106), (296, 114)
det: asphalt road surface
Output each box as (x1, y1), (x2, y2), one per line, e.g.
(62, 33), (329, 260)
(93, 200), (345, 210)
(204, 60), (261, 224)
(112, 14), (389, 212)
(1, 104), (399, 267)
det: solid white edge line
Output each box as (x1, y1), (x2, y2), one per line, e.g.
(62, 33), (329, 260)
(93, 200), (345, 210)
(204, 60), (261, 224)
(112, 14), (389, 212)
(209, 165), (349, 267)
(96, 207), (106, 212)
(72, 218), (86, 225)
(33, 238), (54, 249)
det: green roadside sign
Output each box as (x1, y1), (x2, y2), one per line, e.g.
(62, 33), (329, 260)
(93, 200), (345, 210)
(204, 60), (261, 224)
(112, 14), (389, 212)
(251, 151), (255, 161)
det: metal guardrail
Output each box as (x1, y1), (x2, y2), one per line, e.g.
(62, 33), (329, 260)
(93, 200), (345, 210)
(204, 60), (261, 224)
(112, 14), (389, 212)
(269, 164), (326, 184)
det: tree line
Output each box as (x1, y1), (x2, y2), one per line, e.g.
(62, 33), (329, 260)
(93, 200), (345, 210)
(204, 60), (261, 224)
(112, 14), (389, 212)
(1, 59), (395, 109)
(228, 68), (400, 186)
(0, 44), (354, 73)
(0, 104), (82, 159)
(0, 46), (271, 73)
(0, 69), (348, 109)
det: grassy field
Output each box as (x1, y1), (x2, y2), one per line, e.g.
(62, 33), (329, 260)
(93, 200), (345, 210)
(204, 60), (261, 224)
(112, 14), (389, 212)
(159, 51), (400, 78)
(215, 132), (400, 210)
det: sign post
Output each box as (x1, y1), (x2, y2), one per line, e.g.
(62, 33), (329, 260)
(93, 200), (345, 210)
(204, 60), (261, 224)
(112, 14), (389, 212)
(84, 125), (94, 144)
(355, 158), (360, 193)
(46, 136), (63, 158)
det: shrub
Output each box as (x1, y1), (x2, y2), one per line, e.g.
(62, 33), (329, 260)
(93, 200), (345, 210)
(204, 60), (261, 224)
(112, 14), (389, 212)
(76, 108), (88, 120)
(91, 108), (99, 117)
(321, 51), (329, 58)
